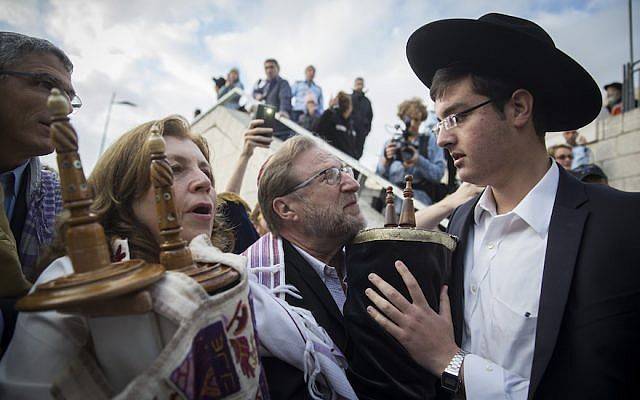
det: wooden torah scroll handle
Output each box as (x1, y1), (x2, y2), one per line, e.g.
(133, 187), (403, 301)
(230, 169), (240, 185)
(148, 124), (239, 294)
(398, 175), (416, 228)
(384, 186), (398, 228)
(16, 89), (164, 315)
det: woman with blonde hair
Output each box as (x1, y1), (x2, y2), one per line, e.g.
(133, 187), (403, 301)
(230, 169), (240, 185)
(90, 115), (232, 261)
(26, 115), (231, 270)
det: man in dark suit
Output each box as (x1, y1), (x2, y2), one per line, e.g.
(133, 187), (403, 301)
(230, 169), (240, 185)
(0, 31), (76, 357)
(252, 58), (292, 118)
(364, 13), (640, 399)
(256, 135), (366, 399)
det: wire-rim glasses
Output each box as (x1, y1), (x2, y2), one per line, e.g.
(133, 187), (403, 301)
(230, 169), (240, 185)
(0, 70), (82, 109)
(284, 166), (354, 195)
(432, 98), (493, 136)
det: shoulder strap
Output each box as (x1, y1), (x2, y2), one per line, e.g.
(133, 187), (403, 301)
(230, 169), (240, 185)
(418, 133), (430, 158)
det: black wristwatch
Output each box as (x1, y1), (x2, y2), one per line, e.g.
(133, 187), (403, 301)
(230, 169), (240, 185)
(441, 349), (468, 393)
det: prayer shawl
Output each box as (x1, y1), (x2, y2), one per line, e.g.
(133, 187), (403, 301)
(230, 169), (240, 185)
(20, 158), (63, 281)
(51, 242), (267, 400)
(242, 233), (356, 400)
(1, 237), (267, 400)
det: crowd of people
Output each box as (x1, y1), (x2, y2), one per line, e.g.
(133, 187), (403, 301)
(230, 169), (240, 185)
(215, 58), (374, 161)
(1, 10), (640, 400)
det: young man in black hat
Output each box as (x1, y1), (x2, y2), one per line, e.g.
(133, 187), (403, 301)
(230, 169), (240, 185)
(364, 13), (640, 399)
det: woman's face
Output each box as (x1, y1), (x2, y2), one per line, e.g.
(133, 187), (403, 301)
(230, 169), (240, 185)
(133, 136), (217, 243)
(409, 117), (422, 133)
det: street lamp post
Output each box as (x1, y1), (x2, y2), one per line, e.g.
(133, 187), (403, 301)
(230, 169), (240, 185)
(629, 0), (634, 66)
(98, 92), (137, 157)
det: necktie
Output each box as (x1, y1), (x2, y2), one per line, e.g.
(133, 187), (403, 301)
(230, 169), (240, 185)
(324, 265), (346, 312)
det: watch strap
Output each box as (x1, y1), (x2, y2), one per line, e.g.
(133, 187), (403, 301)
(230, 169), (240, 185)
(441, 349), (469, 393)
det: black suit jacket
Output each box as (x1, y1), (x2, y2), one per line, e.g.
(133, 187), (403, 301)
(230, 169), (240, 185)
(262, 239), (347, 399)
(447, 166), (640, 399)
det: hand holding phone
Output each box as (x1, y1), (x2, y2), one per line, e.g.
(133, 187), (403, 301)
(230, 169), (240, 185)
(242, 119), (274, 157)
(256, 104), (277, 130)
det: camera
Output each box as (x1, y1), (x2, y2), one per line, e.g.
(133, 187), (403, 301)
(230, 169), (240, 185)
(391, 117), (417, 162)
(212, 76), (226, 89)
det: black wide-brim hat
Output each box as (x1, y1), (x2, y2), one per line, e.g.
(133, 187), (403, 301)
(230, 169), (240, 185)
(406, 13), (602, 131)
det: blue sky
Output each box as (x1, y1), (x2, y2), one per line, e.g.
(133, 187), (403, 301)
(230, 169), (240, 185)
(1, 0), (637, 174)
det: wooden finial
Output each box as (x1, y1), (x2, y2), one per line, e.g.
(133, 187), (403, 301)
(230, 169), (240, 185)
(148, 125), (239, 294)
(398, 175), (416, 228)
(384, 186), (398, 227)
(149, 123), (195, 271)
(16, 89), (164, 314)
(49, 89), (110, 272)
(47, 88), (71, 117)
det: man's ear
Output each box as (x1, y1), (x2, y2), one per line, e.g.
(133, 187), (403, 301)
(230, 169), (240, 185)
(509, 89), (535, 130)
(273, 196), (299, 223)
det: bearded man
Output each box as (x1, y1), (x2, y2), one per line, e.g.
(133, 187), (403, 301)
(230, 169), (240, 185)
(244, 135), (365, 399)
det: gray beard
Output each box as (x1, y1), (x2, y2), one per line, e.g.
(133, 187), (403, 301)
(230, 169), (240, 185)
(300, 201), (365, 243)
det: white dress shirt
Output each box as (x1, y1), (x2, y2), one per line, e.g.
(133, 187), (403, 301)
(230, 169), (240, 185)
(292, 244), (346, 313)
(461, 162), (559, 399)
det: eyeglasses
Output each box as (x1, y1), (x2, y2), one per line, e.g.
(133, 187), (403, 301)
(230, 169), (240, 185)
(284, 166), (354, 195)
(556, 154), (574, 160)
(0, 70), (82, 109)
(433, 99), (493, 136)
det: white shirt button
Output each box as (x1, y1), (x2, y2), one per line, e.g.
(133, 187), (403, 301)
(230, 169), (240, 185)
(486, 364), (494, 372)
(487, 243), (495, 250)
(470, 284), (478, 294)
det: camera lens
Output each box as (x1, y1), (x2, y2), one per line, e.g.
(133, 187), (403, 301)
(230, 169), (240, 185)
(402, 149), (414, 161)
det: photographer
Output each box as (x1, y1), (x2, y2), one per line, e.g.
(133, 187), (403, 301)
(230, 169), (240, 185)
(376, 98), (445, 208)
(213, 67), (244, 110)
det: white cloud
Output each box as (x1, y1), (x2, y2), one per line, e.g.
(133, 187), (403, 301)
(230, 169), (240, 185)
(0, 0), (40, 30)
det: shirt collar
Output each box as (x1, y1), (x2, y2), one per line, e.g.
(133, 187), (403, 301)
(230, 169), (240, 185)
(474, 161), (559, 236)
(0, 161), (29, 197)
(291, 243), (339, 280)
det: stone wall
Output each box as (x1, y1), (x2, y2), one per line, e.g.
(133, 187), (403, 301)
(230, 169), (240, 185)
(589, 107), (640, 192)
